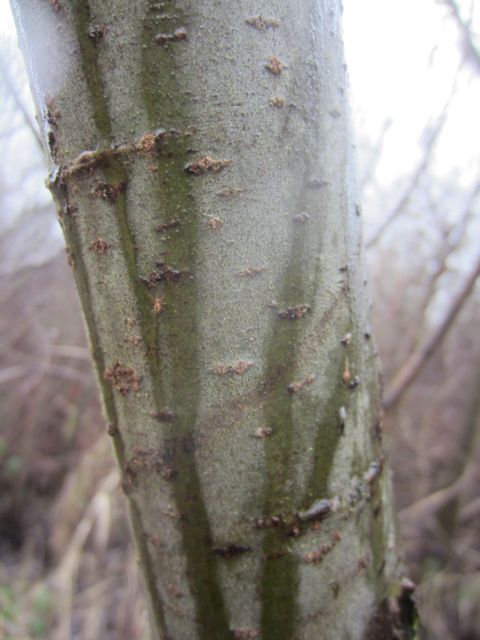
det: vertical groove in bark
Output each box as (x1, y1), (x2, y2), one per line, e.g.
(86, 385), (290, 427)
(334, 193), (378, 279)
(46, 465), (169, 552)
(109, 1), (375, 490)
(141, 4), (230, 638)
(259, 160), (344, 636)
(71, 0), (112, 140)
(260, 229), (306, 638)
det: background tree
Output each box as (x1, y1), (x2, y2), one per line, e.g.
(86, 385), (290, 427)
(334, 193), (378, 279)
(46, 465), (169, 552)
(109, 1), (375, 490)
(9, 0), (416, 638)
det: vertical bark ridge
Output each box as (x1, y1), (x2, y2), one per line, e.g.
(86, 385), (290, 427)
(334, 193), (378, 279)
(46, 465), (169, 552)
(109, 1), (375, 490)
(67, 2), (172, 636)
(49, 175), (169, 639)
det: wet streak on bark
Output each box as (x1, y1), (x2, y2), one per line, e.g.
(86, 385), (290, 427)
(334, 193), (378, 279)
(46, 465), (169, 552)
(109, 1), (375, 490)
(260, 176), (312, 638)
(141, 3), (230, 638)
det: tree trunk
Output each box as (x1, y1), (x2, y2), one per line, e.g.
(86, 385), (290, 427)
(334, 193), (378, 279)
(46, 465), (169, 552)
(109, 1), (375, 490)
(11, 1), (415, 638)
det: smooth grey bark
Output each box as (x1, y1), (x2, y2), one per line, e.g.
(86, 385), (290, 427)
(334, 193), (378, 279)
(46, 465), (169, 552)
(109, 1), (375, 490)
(11, 1), (415, 638)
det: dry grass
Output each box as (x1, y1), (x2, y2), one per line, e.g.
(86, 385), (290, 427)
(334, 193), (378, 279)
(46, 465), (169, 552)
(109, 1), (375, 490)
(0, 249), (479, 639)
(0, 256), (147, 639)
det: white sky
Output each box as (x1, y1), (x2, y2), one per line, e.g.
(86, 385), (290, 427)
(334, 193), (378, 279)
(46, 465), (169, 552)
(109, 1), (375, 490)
(344, 0), (480, 188)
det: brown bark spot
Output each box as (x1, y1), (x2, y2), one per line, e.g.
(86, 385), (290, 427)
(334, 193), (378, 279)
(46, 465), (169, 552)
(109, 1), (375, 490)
(217, 186), (244, 198)
(124, 335), (141, 347)
(87, 24), (107, 45)
(254, 426), (273, 439)
(246, 16), (279, 30)
(45, 96), (60, 127)
(49, 0), (62, 12)
(210, 360), (254, 375)
(212, 544), (251, 559)
(107, 423), (118, 436)
(104, 362), (141, 395)
(232, 629), (259, 639)
(155, 27), (187, 44)
(140, 263), (188, 289)
(166, 583), (185, 599)
(206, 216), (224, 231)
(287, 373), (315, 394)
(137, 132), (157, 153)
(276, 304), (311, 320)
(93, 181), (126, 202)
(89, 238), (109, 254)
(270, 96), (285, 108)
(265, 56), (285, 76)
(235, 267), (265, 277)
(303, 531), (341, 564)
(355, 553), (370, 575)
(152, 296), (166, 315)
(65, 248), (75, 270)
(342, 357), (351, 384)
(185, 156), (233, 175)
(293, 212), (310, 223)
(150, 409), (177, 422)
(155, 219), (181, 233)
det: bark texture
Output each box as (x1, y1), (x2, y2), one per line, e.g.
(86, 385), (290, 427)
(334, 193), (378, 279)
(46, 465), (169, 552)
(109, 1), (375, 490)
(11, 0), (414, 638)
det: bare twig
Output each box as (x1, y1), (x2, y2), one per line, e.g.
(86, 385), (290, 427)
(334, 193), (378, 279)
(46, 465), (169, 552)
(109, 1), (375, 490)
(416, 180), (480, 325)
(442, 0), (480, 72)
(0, 360), (91, 386)
(383, 253), (480, 410)
(359, 118), (392, 193)
(399, 467), (472, 521)
(366, 67), (460, 248)
(459, 495), (480, 522)
(0, 53), (43, 150)
(47, 344), (91, 361)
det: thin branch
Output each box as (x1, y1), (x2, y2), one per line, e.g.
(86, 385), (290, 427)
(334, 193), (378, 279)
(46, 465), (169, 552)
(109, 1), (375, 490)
(443, 0), (480, 72)
(366, 67), (460, 249)
(0, 53), (43, 151)
(0, 362), (92, 386)
(459, 495), (480, 522)
(416, 180), (480, 323)
(399, 467), (470, 522)
(359, 118), (392, 194)
(48, 344), (91, 360)
(383, 252), (480, 410)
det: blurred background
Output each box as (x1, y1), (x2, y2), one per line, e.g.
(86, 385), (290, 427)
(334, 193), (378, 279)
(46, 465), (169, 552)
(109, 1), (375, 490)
(0, 0), (479, 638)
